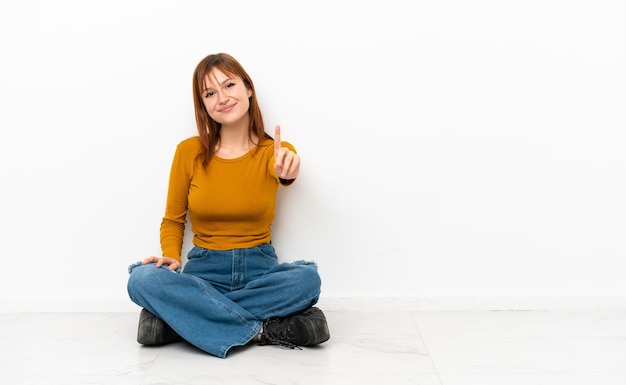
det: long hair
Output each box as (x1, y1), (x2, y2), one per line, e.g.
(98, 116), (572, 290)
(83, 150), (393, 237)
(191, 53), (271, 167)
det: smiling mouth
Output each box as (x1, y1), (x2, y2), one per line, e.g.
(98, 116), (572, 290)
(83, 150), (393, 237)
(220, 104), (235, 113)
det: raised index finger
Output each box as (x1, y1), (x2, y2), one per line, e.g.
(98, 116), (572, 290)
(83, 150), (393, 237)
(274, 125), (281, 155)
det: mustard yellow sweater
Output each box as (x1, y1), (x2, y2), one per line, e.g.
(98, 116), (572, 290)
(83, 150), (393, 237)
(160, 136), (296, 262)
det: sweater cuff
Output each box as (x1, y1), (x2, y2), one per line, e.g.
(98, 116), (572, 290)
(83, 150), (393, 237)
(279, 177), (296, 186)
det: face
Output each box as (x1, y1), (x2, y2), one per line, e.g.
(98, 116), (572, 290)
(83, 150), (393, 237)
(202, 68), (253, 126)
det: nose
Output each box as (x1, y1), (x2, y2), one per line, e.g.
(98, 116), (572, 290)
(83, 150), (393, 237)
(217, 89), (230, 104)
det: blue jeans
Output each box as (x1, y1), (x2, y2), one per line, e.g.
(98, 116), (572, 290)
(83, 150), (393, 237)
(127, 244), (321, 358)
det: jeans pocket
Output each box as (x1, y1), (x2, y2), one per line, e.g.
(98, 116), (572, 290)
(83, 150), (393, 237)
(255, 243), (278, 261)
(187, 246), (209, 261)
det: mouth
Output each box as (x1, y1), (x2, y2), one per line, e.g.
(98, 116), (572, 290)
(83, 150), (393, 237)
(219, 104), (235, 113)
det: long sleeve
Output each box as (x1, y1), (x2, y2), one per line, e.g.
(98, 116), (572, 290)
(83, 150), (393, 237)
(159, 138), (197, 262)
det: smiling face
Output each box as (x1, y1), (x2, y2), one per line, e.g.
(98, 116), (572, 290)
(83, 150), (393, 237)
(202, 68), (253, 127)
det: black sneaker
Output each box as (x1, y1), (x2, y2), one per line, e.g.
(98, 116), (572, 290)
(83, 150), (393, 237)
(259, 307), (330, 349)
(136, 308), (183, 345)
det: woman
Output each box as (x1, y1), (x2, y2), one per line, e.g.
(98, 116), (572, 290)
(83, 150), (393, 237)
(127, 53), (329, 358)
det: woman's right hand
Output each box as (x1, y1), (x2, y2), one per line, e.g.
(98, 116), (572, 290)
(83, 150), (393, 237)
(142, 256), (181, 271)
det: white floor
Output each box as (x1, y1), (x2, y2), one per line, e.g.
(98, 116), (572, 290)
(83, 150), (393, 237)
(1, 310), (625, 384)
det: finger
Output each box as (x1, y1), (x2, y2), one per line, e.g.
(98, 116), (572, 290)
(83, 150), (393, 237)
(281, 152), (293, 178)
(284, 153), (300, 178)
(274, 125), (281, 156)
(274, 147), (285, 168)
(155, 258), (164, 268)
(142, 256), (156, 265)
(276, 149), (300, 178)
(288, 153), (300, 178)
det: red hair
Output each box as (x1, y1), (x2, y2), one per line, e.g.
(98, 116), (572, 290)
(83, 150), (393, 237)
(191, 53), (271, 167)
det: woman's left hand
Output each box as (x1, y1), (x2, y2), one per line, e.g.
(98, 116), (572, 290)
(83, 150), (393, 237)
(273, 125), (300, 179)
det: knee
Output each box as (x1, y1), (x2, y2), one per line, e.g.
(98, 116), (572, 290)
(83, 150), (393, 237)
(127, 263), (164, 295)
(291, 261), (322, 294)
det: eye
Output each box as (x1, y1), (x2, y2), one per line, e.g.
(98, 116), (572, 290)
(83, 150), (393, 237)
(204, 90), (215, 98)
(225, 82), (236, 89)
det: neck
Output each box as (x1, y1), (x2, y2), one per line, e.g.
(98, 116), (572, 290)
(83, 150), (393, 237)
(215, 117), (258, 158)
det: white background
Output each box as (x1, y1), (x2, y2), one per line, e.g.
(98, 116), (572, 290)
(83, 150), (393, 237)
(0, 0), (624, 311)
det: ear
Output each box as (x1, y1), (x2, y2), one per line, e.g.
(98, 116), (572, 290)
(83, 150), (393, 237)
(247, 87), (253, 98)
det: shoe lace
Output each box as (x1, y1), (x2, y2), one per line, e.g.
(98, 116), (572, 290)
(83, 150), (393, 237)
(262, 318), (302, 350)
